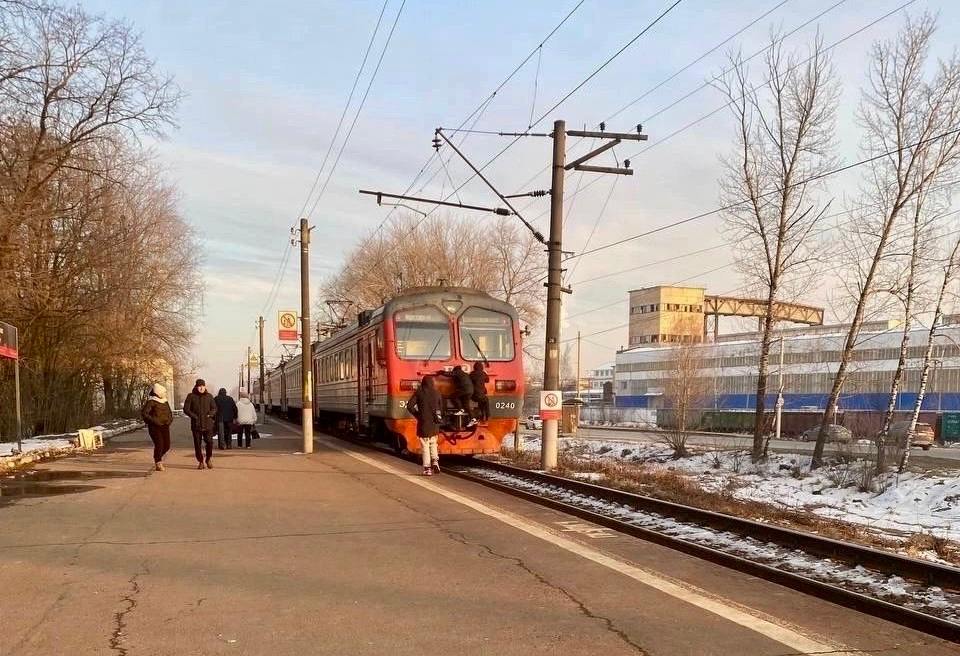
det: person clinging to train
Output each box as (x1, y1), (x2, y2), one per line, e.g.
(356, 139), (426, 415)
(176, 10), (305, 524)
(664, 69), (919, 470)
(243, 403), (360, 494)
(470, 362), (490, 422)
(407, 375), (442, 476)
(441, 365), (475, 427)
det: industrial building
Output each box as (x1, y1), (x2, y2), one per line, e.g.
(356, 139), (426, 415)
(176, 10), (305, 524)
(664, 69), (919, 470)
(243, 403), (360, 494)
(615, 318), (960, 413)
(627, 285), (824, 346)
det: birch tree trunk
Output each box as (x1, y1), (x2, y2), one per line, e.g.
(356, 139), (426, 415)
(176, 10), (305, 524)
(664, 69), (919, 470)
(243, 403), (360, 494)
(812, 14), (960, 468)
(900, 235), (960, 472)
(718, 35), (838, 461)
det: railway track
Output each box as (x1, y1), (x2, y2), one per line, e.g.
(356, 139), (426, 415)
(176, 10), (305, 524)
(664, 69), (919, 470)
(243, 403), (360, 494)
(443, 459), (960, 643)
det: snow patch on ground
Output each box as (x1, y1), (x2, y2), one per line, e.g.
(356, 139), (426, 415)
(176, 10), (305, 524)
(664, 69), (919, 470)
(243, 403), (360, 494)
(0, 419), (143, 462)
(512, 435), (960, 544)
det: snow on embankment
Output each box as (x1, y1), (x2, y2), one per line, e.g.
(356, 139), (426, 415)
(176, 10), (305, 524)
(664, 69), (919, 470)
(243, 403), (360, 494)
(513, 436), (960, 545)
(0, 419), (143, 470)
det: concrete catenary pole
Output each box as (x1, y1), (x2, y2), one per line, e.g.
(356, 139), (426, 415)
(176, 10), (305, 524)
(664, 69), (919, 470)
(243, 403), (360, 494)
(774, 336), (784, 444)
(541, 119), (566, 470)
(299, 217), (314, 454)
(258, 315), (265, 419)
(246, 346), (252, 394)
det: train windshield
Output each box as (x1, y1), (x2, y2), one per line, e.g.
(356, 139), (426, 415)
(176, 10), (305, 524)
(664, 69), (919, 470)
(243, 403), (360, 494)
(459, 307), (515, 361)
(394, 306), (451, 360)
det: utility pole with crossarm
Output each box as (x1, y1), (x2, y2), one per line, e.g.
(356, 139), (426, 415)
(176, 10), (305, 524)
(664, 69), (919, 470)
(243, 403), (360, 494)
(358, 121), (646, 470)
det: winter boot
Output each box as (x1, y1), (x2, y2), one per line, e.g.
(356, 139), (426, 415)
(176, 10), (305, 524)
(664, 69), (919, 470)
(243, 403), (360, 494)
(422, 467), (433, 476)
(197, 461), (205, 470)
(155, 462), (164, 472)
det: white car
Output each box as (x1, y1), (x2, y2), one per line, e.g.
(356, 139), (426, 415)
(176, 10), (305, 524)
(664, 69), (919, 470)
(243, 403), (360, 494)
(525, 414), (543, 430)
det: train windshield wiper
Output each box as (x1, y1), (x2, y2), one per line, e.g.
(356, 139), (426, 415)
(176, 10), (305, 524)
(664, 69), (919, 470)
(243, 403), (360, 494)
(468, 332), (489, 365)
(423, 334), (444, 365)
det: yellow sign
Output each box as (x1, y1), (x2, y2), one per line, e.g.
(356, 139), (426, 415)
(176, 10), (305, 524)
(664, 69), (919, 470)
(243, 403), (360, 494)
(248, 354), (260, 367)
(278, 310), (298, 342)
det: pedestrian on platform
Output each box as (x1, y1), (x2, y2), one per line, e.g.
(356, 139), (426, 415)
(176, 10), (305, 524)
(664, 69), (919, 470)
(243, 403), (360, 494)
(214, 388), (238, 450)
(235, 391), (257, 449)
(407, 375), (442, 476)
(141, 383), (173, 471)
(470, 362), (490, 422)
(183, 379), (217, 470)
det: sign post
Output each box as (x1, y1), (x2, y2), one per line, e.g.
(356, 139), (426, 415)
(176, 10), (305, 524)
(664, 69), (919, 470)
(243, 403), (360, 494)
(0, 321), (21, 454)
(278, 310), (298, 342)
(540, 391), (562, 421)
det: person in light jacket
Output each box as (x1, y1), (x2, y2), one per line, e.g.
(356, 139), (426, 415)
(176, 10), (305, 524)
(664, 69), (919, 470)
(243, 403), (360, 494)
(407, 375), (442, 476)
(141, 383), (173, 471)
(235, 391), (258, 448)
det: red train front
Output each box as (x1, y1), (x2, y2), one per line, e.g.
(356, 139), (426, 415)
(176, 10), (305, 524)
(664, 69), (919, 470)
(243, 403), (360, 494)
(378, 287), (524, 456)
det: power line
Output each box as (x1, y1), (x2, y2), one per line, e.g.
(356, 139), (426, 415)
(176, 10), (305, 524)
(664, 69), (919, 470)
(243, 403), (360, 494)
(530, 0), (685, 127)
(307, 0), (407, 219)
(405, 0), (686, 231)
(295, 0), (389, 220)
(547, 0), (918, 222)
(256, 1), (389, 322)
(604, 0), (796, 124)
(571, 126), (960, 262)
(344, 0), (587, 266)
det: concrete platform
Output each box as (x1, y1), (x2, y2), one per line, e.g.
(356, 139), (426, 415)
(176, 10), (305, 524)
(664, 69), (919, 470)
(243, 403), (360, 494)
(0, 417), (956, 655)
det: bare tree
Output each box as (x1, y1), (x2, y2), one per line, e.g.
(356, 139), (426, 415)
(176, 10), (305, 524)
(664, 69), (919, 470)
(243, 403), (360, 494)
(718, 33), (839, 461)
(900, 233), (960, 472)
(875, 192), (947, 470)
(660, 343), (709, 458)
(320, 213), (545, 324)
(813, 14), (960, 468)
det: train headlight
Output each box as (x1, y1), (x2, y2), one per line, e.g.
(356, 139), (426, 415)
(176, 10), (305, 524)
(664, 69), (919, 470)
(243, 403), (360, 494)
(495, 380), (516, 392)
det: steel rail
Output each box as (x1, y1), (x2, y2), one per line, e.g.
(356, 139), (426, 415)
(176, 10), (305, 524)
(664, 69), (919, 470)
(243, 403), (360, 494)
(445, 460), (960, 643)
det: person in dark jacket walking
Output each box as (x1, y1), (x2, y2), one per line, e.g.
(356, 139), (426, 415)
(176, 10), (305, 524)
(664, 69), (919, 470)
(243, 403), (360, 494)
(213, 388), (238, 450)
(442, 365), (475, 426)
(407, 375), (442, 476)
(470, 362), (490, 422)
(141, 383), (173, 471)
(183, 379), (217, 469)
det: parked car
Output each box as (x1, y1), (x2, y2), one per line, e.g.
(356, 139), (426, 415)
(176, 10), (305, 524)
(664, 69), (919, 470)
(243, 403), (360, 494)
(888, 421), (935, 450)
(525, 414), (543, 430)
(800, 424), (853, 443)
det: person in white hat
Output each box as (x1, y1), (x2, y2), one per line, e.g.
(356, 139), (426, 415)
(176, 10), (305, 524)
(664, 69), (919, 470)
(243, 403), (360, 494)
(141, 383), (173, 471)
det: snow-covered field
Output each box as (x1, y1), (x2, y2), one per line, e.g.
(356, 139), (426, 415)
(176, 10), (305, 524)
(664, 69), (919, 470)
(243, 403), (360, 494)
(512, 436), (960, 545)
(0, 419), (143, 461)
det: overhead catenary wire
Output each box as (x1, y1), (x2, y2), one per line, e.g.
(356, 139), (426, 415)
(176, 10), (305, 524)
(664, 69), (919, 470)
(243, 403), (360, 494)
(547, 0), (919, 221)
(568, 173), (960, 290)
(256, 0), (390, 322)
(401, 0), (685, 235)
(345, 0), (588, 267)
(568, 125), (960, 262)
(307, 0), (407, 219)
(506, 0), (837, 220)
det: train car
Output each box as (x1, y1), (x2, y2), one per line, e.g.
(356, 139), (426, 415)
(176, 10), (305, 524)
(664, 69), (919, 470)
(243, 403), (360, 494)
(264, 286), (524, 457)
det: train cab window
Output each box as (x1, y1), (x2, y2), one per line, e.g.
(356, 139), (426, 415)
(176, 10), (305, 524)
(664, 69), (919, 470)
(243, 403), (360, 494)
(459, 307), (515, 361)
(395, 306), (451, 360)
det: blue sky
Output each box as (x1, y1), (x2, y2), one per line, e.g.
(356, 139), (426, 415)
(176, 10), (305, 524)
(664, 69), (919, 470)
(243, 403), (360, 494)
(79, 0), (960, 388)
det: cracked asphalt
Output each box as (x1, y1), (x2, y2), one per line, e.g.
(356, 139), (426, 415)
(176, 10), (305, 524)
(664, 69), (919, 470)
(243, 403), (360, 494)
(0, 418), (957, 655)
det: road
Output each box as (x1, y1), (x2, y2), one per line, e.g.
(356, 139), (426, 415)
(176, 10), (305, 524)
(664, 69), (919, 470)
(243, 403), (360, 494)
(520, 426), (960, 468)
(0, 418), (955, 655)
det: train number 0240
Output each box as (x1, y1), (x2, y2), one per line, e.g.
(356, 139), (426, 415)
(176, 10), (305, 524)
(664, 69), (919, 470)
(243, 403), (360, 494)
(494, 401), (516, 410)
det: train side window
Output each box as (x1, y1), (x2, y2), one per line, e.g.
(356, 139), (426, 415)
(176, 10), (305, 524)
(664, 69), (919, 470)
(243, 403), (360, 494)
(376, 327), (385, 363)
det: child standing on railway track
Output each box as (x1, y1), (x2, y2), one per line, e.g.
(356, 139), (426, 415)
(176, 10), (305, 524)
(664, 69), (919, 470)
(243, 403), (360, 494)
(183, 379), (217, 470)
(407, 375), (442, 476)
(141, 383), (173, 471)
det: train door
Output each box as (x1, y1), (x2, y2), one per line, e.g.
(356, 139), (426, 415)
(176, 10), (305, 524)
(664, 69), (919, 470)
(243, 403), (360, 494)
(280, 365), (288, 413)
(357, 337), (366, 431)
